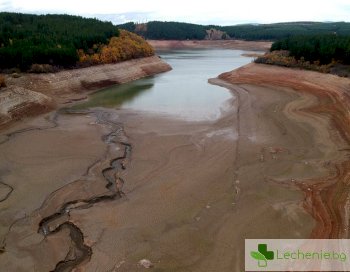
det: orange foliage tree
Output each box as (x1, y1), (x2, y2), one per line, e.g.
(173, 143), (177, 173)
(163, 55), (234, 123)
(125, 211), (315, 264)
(78, 30), (154, 65)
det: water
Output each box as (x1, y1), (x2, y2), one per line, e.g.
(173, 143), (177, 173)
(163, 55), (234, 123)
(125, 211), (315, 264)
(77, 49), (254, 121)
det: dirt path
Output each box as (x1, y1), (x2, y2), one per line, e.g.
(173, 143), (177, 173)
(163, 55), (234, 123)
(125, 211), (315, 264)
(1, 63), (349, 271)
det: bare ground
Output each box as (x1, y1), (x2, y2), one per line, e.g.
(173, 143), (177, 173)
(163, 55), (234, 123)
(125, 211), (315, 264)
(2, 60), (350, 271)
(218, 63), (350, 239)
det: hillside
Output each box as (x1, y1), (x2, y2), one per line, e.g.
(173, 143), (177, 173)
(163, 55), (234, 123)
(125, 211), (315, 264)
(118, 21), (350, 41)
(0, 12), (154, 72)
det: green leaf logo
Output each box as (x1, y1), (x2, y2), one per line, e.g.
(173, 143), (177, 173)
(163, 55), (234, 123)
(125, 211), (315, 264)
(251, 251), (267, 261)
(250, 251), (268, 267)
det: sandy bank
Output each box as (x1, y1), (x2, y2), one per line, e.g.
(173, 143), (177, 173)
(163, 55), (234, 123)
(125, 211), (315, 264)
(148, 39), (271, 51)
(1, 56), (171, 129)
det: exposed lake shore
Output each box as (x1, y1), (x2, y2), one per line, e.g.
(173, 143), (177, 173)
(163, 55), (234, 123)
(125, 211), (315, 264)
(218, 63), (350, 239)
(1, 54), (350, 271)
(0, 56), (171, 129)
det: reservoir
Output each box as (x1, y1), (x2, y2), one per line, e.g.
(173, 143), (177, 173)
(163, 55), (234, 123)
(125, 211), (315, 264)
(77, 49), (255, 121)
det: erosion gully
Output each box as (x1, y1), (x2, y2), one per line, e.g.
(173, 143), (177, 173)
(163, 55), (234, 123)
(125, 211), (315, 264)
(0, 108), (132, 271)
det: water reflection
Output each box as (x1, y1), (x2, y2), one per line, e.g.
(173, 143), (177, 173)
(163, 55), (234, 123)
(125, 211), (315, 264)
(73, 78), (154, 109)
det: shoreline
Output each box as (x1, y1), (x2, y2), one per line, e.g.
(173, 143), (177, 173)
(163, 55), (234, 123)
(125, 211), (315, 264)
(0, 56), (171, 129)
(1, 60), (350, 270)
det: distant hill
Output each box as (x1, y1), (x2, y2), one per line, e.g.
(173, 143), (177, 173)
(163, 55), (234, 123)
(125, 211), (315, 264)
(0, 12), (154, 71)
(118, 21), (350, 41)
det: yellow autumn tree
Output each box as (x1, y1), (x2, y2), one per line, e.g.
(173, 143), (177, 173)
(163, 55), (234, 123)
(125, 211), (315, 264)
(78, 30), (154, 65)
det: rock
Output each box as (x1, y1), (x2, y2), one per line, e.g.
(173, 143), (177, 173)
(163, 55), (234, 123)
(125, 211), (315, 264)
(139, 259), (153, 268)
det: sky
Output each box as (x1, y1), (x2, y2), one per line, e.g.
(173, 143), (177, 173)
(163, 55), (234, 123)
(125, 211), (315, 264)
(1, 0), (350, 25)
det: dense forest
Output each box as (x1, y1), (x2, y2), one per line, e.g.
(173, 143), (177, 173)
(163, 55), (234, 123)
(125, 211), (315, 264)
(118, 21), (350, 41)
(138, 21), (207, 40)
(222, 22), (350, 40)
(0, 12), (154, 72)
(119, 21), (207, 40)
(270, 35), (350, 64)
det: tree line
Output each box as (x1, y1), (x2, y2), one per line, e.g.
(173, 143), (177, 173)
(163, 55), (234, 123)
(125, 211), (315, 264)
(222, 22), (350, 40)
(271, 35), (350, 64)
(119, 21), (207, 40)
(0, 12), (154, 72)
(118, 21), (350, 41)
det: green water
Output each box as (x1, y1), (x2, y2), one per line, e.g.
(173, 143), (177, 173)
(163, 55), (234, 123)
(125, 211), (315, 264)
(74, 81), (154, 109)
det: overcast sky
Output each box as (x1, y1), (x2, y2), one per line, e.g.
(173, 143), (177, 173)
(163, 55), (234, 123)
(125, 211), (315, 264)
(1, 0), (350, 25)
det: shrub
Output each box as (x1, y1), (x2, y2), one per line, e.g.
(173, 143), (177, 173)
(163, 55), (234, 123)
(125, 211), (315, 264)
(255, 50), (332, 73)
